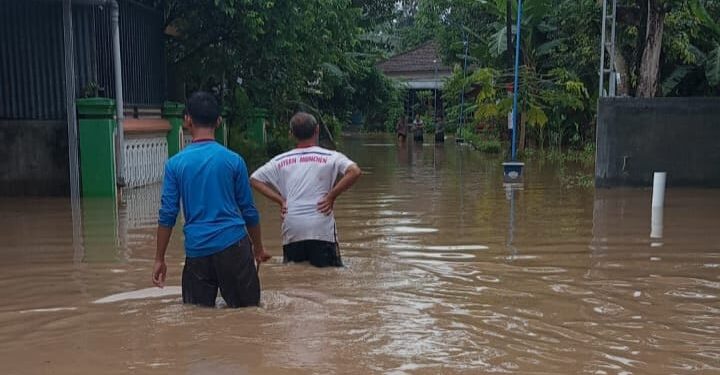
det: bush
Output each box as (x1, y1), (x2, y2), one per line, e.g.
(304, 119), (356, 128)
(422, 115), (435, 133)
(465, 131), (503, 154)
(383, 86), (407, 133)
(476, 138), (502, 153)
(324, 115), (343, 138)
(227, 114), (293, 170)
(265, 120), (293, 156)
(228, 134), (267, 170)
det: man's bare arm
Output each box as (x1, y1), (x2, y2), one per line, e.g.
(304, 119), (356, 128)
(246, 223), (271, 263)
(153, 226), (173, 287)
(318, 164), (362, 215)
(251, 178), (284, 206)
(250, 178), (287, 220)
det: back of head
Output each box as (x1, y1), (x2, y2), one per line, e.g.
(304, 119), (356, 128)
(290, 112), (317, 140)
(186, 91), (220, 128)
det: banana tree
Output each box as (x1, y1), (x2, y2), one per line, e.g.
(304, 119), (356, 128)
(470, 66), (588, 151)
(661, 0), (720, 95)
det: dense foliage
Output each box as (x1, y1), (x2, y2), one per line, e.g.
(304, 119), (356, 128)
(379, 0), (719, 153)
(147, 0), (404, 159)
(147, 0), (719, 158)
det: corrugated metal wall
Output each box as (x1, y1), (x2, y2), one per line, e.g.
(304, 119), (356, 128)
(0, 1), (66, 120)
(119, 0), (166, 106)
(93, 0), (166, 106)
(74, 3), (100, 100)
(0, 0), (166, 121)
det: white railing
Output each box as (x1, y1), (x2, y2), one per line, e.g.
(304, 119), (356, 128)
(123, 183), (162, 230)
(123, 133), (168, 188)
(117, 183), (162, 260)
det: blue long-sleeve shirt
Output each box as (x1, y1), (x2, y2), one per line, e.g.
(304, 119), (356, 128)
(158, 141), (260, 258)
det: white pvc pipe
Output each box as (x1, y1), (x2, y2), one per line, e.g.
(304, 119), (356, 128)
(650, 172), (666, 239)
(110, 0), (126, 188)
(651, 206), (664, 239)
(651, 172), (666, 208)
(62, 0), (80, 202)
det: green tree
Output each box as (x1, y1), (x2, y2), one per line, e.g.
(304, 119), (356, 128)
(611, 0), (720, 97)
(661, 0), (720, 95)
(635, 0), (683, 97)
(159, 0), (402, 146)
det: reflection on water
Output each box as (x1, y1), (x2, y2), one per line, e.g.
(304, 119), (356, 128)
(0, 134), (719, 374)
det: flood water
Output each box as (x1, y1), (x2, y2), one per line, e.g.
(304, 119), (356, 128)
(1, 134), (719, 374)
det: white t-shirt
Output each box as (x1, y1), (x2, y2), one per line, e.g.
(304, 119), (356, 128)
(251, 146), (356, 245)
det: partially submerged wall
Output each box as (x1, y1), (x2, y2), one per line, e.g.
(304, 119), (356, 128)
(595, 97), (720, 187)
(0, 120), (69, 196)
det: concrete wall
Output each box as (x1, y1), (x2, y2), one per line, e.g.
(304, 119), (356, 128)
(596, 97), (720, 187)
(0, 121), (69, 196)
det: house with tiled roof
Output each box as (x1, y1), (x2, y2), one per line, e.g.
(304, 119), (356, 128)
(376, 41), (452, 89)
(376, 41), (452, 119)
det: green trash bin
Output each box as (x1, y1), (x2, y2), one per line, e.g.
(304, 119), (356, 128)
(81, 198), (119, 263)
(77, 97), (117, 198)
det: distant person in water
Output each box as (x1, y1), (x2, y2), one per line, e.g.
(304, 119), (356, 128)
(251, 112), (362, 267)
(153, 91), (270, 308)
(412, 114), (424, 143)
(396, 116), (408, 143)
(435, 115), (445, 144)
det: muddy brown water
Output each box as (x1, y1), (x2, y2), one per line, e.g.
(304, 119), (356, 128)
(1, 134), (719, 374)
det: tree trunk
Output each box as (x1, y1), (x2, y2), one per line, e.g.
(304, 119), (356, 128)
(637, 0), (665, 97)
(608, 47), (630, 96)
(616, 52), (630, 96)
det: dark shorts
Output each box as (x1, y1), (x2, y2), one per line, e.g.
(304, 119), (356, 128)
(182, 236), (260, 308)
(283, 240), (343, 268)
(413, 134), (424, 142)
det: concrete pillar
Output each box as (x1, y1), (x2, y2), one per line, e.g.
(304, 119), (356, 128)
(162, 101), (184, 157)
(216, 106), (229, 147)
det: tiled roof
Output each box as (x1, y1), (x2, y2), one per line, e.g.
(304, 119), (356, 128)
(376, 41), (451, 74)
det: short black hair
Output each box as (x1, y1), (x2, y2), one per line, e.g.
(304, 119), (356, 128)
(186, 91), (219, 127)
(290, 112), (317, 140)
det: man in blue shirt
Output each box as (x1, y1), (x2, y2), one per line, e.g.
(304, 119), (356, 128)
(152, 92), (270, 308)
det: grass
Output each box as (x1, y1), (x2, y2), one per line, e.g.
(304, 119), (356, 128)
(521, 143), (595, 167)
(458, 129), (503, 154)
(558, 170), (595, 188)
(522, 143), (596, 189)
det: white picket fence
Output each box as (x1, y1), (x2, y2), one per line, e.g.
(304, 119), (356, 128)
(120, 127), (224, 190)
(123, 183), (162, 230)
(123, 134), (168, 189)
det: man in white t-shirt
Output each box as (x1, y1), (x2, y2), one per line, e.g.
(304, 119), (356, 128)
(250, 112), (362, 267)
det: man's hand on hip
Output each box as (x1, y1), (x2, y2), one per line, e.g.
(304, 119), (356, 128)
(317, 194), (335, 215)
(280, 200), (288, 221)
